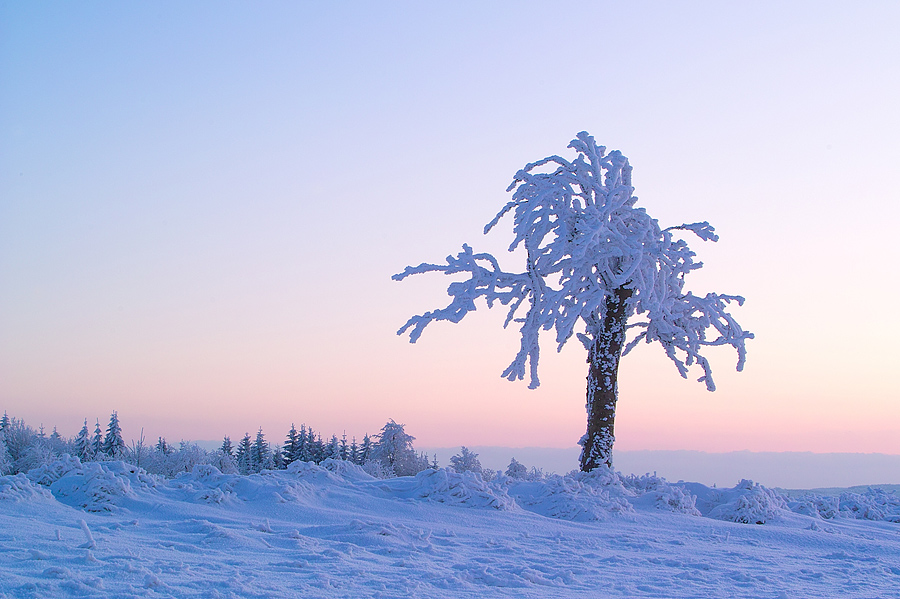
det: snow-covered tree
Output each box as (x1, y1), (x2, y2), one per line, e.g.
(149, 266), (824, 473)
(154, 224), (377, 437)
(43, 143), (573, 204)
(339, 432), (349, 461)
(505, 457), (527, 479)
(325, 435), (340, 461)
(235, 433), (253, 475)
(283, 424), (300, 466)
(102, 411), (125, 458)
(220, 436), (234, 458)
(253, 428), (273, 472)
(91, 419), (104, 458)
(359, 434), (372, 465)
(0, 411), (10, 434)
(74, 420), (93, 462)
(395, 132), (753, 471)
(369, 420), (426, 476)
(156, 437), (173, 456)
(272, 445), (285, 469)
(349, 437), (360, 465)
(297, 424), (310, 462)
(0, 430), (11, 475)
(450, 446), (483, 474)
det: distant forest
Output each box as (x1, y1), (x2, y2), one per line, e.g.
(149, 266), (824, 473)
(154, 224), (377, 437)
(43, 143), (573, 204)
(0, 411), (541, 481)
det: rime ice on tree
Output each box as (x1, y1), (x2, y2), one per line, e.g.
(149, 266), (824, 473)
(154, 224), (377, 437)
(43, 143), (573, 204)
(395, 132), (753, 471)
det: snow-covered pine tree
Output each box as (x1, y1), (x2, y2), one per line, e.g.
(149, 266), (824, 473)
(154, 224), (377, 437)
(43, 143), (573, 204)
(283, 424), (299, 466)
(296, 424), (309, 463)
(220, 436), (234, 458)
(395, 132), (753, 471)
(359, 434), (372, 465)
(349, 437), (359, 465)
(0, 411), (10, 433)
(450, 446), (483, 474)
(235, 433), (252, 475)
(505, 457), (527, 479)
(74, 420), (93, 461)
(0, 430), (11, 475)
(311, 433), (325, 464)
(253, 428), (272, 472)
(92, 419), (104, 458)
(102, 411), (125, 458)
(272, 445), (285, 469)
(339, 432), (349, 461)
(156, 437), (172, 456)
(325, 435), (340, 461)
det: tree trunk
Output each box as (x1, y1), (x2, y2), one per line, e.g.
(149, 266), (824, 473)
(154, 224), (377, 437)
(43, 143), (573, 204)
(579, 286), (633, 472)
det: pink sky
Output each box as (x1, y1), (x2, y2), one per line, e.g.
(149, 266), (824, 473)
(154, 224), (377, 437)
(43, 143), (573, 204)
(2, 2), (898, 454)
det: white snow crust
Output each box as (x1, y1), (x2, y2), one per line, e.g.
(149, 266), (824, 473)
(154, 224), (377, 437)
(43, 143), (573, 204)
(2, 457), (900, 597)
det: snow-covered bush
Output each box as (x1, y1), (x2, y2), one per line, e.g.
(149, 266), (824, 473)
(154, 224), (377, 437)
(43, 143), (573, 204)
(49, 461), (156, 512)
(791, 488), (900, 522)
(507, 467), (634, 521)
(0, 473), (53, 501)
(408, 467), (516, 510)
(622, 472), (701, 515)
(706, 480), (788, 524)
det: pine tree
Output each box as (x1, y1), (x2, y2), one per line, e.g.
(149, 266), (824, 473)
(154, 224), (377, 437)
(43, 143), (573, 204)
(325, 435), (340, 461)
(349, 437), (359, 465)
(0, 411), (10, 433)
(92, 419), (104, 457)
(360, 434), (372, 464)
(0, 430), (11, 475)
(272, 445), (285, 469)
(74, 420), (92, 461)
(339, 432), (349, 461)
(220, 436), (233, 458)
(297, 424), (309, 462)
(156, 437), (172, 456)
(313, 434), (325, 464)
(102, 411), (125, 458)
(283, 424), (299, 466)
(235, 433), (252, 475)
(253, 428), (271, 472)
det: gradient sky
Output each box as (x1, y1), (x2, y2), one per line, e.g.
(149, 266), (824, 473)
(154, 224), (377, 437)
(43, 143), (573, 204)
(2, 2), (898, 453)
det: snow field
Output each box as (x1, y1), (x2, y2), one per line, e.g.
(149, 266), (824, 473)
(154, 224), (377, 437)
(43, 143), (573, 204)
(2, 457), (900, 598)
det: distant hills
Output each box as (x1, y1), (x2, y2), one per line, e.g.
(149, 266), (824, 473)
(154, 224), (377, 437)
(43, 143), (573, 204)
(420, 447), (900, 490)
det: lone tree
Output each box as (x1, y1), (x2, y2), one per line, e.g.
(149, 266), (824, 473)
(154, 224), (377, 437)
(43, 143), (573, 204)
(394, 132), (753, 472)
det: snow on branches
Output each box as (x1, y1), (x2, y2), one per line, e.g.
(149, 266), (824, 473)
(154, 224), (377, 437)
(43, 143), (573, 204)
(394, 132), (752, 391)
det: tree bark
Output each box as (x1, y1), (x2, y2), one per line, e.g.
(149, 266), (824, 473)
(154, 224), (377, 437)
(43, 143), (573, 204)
(580, 286), (633, 472)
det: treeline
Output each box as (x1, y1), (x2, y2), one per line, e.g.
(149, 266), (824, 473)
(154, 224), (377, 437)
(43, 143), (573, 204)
(0, 411), (433, 479)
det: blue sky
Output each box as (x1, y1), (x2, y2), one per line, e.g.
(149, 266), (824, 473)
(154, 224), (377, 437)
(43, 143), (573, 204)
(1, 2), (898, 451)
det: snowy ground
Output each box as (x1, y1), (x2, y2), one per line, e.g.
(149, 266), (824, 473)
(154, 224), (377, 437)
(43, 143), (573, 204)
(2, 459), (900, 598)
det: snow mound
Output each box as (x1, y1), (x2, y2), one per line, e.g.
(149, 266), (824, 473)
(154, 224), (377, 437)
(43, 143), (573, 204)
(0, 473), (53, 501)
(319, 458), (377, 482)
(508, 468), (634, 521)
(622, 473), (701, 516)
(383, 468), (516, 510)
(694, 479), (789, 524)
(25, 453), (84, 486)
(286, 460), (350, 486)
(49, 461), (156, 512)
(790, 488), (900, 522)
